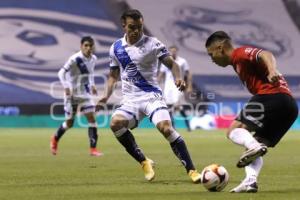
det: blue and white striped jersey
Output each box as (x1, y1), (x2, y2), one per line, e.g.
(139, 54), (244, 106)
(58, 51), (97, 97)
(109, 34), (169, 98)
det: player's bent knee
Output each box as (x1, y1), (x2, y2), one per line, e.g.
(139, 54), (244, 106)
(112, 127), (128, 137)
(157, 120), (171, 133)
(110, 116), (129, 132)
(86, 115), (96, 124)
(156, 120), (180, 141)
(65, 120), (74, 128)
(110, 120), (122, 132)
(227, 120), (246, 138)
(110, 119), (128, 137)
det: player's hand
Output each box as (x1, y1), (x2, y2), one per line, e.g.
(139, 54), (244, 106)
(64, 88), (72, 98)
(186, 85), (193, 93)
(267, 70), (281, 84)
(91, 86), (97, 95)
(175, 79), (186, 91)
(96, 97), (108, 112)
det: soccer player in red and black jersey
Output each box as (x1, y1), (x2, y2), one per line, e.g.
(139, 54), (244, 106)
(205, 31), (298, 193)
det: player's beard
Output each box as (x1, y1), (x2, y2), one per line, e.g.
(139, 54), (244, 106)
(130, 33), (141, 43)
(83, 50), (92, 58)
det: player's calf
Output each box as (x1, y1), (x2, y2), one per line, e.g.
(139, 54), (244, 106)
(50, 135), (58, 155)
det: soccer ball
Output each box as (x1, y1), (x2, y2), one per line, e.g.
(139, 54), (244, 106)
(201, 164), (229, 192)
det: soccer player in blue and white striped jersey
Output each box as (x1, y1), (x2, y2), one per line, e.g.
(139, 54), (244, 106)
(51, 36), (102, 157)
(96, 9), (201, 183)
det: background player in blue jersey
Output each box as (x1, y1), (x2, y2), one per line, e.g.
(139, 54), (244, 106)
(96, 9), (201, 183)
(51, 36), (103, 157)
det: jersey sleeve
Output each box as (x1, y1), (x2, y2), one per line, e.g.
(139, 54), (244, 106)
(109, 44), (120, 69)
(62, 57), (74, 72)
(242, 47), (263, 63)
(152, 38), (170, 60)
(58, 67), (70, 89)
(58, 57), (74, 88)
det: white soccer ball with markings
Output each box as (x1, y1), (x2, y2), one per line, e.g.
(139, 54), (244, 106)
(201, 164), (229, 192)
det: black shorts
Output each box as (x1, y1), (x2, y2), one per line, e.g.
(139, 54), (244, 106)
(236, 93), (298, 147)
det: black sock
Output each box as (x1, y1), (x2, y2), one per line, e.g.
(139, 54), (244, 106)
(180, 109), (191, 131)
(88, 127), (98, 148)
(169, 111), (175, 128)
(55, 124), (67, 141)
(170, 136), (195, 172)
(116, 130), (146, 163)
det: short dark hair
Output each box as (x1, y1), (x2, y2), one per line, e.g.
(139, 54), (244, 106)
(81, 36), (94, 45)
(121, 9), (143, 23)
(205, 31), (231, 47)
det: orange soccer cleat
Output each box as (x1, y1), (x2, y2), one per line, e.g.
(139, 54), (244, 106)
(90, 148), (104, 157)
(50, 135), (58, 155)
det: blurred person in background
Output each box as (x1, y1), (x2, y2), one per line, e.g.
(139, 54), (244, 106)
(50, 36), (103, 157)
(158, 45), (193, 131)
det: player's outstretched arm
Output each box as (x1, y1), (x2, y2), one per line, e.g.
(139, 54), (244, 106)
(58, 68), (71, 97)
(96, 68), (120, 111)
(185, 70), (193, 93)
(161, 56), (186, 91)
(91, 85), (97, 95)
(258, 50), (281, 84)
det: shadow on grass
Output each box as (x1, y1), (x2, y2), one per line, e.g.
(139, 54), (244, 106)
(259, 188), (300, 193)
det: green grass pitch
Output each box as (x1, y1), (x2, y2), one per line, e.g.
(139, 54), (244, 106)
(0, 128), (299, 200)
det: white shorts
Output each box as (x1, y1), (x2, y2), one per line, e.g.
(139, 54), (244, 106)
(112, 92), (171, 127)
(64, 97), (95, 119)
(163, 84), (184, 105)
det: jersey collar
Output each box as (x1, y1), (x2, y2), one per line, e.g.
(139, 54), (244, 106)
(122, 34), (145, 46)
(79, 51), (92, 60)
(230, 48), (239, 67)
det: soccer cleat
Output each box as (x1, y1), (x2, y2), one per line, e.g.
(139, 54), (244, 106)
(188, 170), (201, 183)
(50, 135), (58, 155)
(90, 148), (104, 157)
(230, 181), (258, 193)
(141, 158), (155, 181)
(237, 144), (268, 168)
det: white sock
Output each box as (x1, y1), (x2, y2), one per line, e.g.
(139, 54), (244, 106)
(166, 129), (180, 143)
(245, 157), (263, 183)
(228, 128), (260, 149)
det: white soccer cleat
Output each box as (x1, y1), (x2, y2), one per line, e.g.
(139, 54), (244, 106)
(230, 181), (258, 193)
(237, 144), (267, 168)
